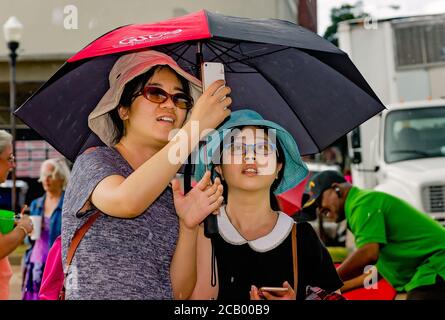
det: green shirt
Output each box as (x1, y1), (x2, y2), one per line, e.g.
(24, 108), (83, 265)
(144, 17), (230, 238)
(345, 186), (445, 292)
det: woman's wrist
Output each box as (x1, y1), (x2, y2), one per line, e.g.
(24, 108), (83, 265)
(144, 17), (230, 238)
(179, 219), (199, 233)
(17, 225), (29, 237)
(340, 280), (357, 293)
(17, 221), (33, 235)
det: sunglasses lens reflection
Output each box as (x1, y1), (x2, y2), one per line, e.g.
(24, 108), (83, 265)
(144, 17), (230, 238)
(144, 87), (193, 109)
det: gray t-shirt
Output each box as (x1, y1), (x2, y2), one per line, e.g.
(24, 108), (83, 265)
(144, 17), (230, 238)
(61, 146), (179, 300)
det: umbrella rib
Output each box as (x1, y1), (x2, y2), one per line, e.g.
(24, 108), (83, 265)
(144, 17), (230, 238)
(205, 42), (239, 61)
(251, 62), (321, 152)
(234, 47), (291, 64)
(210, 41), (347, 78)
(169, 43), (192, 61)
(207, 41), (251, 66)
(177, 43), (193, 62)
(208, 42), (239, 61)
(159, 42), (197, 67)
(208, 41), (292, 68)
(206, 41), (260, 73)
(209, 42), (382, 152)
(227, 53), (321, 152)
(203, 42), (238, 73)
(206, 41), (320, 151)
(173, 43), (199, 71)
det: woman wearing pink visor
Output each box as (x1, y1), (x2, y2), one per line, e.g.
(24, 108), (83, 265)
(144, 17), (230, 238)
(61, 50), (231, 299)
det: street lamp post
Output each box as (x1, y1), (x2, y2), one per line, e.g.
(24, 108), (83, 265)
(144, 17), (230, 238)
(3, 16), (23, 213)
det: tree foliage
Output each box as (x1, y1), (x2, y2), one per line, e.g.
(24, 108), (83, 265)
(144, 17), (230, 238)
(323, 4), (368, 46)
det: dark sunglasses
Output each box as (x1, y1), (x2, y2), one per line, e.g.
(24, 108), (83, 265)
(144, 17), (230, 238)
(135, 86), (194, 110)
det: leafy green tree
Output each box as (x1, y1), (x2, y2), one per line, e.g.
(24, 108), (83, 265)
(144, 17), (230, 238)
(323, 4), (368, 46)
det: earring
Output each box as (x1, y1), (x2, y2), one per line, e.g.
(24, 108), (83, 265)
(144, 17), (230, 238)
(335, 187), (341, 197)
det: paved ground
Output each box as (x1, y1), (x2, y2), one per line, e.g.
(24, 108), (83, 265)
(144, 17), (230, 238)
(9, 264), (22, 300)
(7, 246), (25, 300)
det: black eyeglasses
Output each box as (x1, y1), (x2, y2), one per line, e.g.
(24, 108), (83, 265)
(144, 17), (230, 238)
(223, 142), (277, 156)
(135, 86), (194, 110)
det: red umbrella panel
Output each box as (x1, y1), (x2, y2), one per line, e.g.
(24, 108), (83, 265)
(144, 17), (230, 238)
(68, 11), (212, 62)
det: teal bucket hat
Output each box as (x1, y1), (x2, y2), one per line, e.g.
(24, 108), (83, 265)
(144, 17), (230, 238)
(194, 109), (308, 195)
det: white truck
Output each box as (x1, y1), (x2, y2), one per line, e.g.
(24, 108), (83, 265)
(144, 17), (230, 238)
(338, 14), (445, 226)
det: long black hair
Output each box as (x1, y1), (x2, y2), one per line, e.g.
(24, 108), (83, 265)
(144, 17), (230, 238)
(213, 126), (285, 211)
(108, 65), (191, 145)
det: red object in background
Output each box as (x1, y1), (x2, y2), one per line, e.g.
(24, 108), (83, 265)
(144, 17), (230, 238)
(342, 279), (397, 300)
(277, 176), (309, 215)
(335, 264), (397, 300)
(298, 0), (317, 33)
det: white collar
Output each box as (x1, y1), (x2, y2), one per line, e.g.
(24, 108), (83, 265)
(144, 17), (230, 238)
(217, 205), (295, 252)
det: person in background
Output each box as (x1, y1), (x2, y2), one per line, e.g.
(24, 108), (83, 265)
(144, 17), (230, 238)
(22, 158), (70, 300)
(320, 147), (342, 167)
(0, 130), (34, 299)
(292, 193), (317, 223)
(303, 170), (445, 300)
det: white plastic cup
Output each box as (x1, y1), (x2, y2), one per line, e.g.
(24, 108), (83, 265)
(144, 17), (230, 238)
(29, 216), (42, 240)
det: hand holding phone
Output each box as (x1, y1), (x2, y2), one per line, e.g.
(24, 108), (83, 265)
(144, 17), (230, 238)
(258, 286), (291, 300)
(189, 61), (231, 135)
(201, 62), (225, 93)
(259, 287), (289, 293)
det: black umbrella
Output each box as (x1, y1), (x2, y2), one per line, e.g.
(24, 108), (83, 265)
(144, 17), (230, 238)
(15, 10), (384, 162)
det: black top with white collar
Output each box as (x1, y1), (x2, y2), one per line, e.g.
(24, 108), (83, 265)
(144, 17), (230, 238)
(214, 206), (343, 300)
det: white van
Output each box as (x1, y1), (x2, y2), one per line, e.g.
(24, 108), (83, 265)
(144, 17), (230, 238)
(349, 100), (445, 226)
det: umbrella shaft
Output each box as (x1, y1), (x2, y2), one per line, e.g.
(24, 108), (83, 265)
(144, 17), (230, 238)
(196, 41), (203, 76)
(184, 41), (205, 195)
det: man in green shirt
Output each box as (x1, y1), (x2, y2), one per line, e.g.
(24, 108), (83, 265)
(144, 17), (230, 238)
(304, 170), (445, 299)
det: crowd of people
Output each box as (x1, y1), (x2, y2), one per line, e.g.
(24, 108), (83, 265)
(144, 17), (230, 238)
(0, 49), (443, 300)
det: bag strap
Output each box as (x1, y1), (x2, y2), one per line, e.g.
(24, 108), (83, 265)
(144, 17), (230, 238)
(59, 211), (100, 300)
(65, 211), (100, 266)
(292, 223), (298, 296)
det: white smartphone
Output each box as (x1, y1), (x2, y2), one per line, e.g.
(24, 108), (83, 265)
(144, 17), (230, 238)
(201, 62), (225, 91)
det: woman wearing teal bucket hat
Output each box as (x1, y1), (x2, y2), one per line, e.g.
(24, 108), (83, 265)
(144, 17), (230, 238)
(189, 110), (343, 300)
(0, 130), (34, 300)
